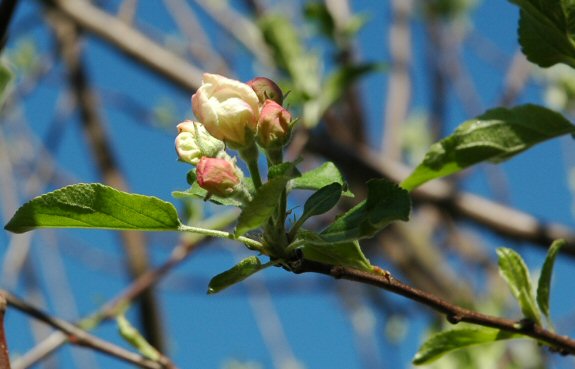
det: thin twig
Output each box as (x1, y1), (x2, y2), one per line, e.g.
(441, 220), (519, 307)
(193, 0), (272, 66)
(0, 0), (20, 52)
(163, 0), (230, 75)
(0, 294), (10, 369)
(2, 290), (175, 369)
(49, 0), (203, 92)
(382, 0), (413, 159)
(294, 260), (575, 355)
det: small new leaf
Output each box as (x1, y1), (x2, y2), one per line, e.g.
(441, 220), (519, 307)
(497, 248), (541, 324)
(401, 105), (575, 190)
(320, 179), (410, 243)
(208, 256), (265, 294)
(5, 183), (181, 233)
(117, 314), (160, 361)
(291, 183), (342, 234)
(537, 239), (565, 321)
(235, 175), (292, 237)
(288, 162), (354, 197)
(413, 327), (516, 365)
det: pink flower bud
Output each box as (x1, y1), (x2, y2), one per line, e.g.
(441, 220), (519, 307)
(256, 99), (293, 148)
(175, 120), (225, 165)
(247, 77), (284, 106)
(196, 156), (243, 197)
(192, 73), (260, 148)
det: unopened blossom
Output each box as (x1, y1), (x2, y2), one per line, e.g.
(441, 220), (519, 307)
(247, 77), (283, 106)
(196, 156), (243, 197)
(175, 120), (225, 165)
(192, 73), (260, 148)
(256, 99), (293, 148)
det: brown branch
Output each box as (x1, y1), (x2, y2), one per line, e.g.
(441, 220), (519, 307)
(382, 0), (413, 159)
(46, 8), (165, 351)
(2, 291), (176, 369)
(0, 294), (10, 369)
(294, 260), (575, 355)
(48, 0), (203, 92)
(163, 0), (230, 75)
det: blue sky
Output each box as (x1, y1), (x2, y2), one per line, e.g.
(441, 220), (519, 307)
(2, 1), (575, 369)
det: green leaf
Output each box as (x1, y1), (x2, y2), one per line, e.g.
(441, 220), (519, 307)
(235, 175), (292, 237)
(208, 256), (265, 294)
(537, 239), (565, 320)
(293, 183), (342, 230)
(509, 0), (575, 68)
(289, 162), (354, 197)
(413, 327), (516, 365)
(0, 61), (13, 107)
(5, 183), (181, 233)
(299, 235), (372, 272)
(497, 248), (541, 324)
(401, 105), (575, 190)
(172, 182), (244, 207)
(319, 179), (410, 243)
(117, 314), (160, 361)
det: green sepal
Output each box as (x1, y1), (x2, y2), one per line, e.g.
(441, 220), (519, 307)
(172, 182), (244, 207)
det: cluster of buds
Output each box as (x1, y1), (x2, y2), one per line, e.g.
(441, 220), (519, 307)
(175, 73), (295, 198)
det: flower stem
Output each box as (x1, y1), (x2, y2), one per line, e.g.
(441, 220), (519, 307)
(247, 159), (262, 189)
(178, 224), (266, 253)
(239, 142), (262, 190)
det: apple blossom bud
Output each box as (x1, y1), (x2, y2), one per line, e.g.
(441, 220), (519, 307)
(192, 73), (260, 148)
(196, 156), (243, 197)
(247, 77), (284, 106)
(175, 120), (225, 165)
(256, 99), (293, 148)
